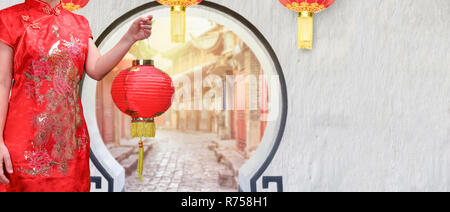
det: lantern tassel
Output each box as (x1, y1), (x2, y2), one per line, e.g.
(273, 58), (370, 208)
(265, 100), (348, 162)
(170, 5), (186, 43)
(298, 11), (313, 50)
(131, 118), (156, 138)
(137, 139), (144, 181)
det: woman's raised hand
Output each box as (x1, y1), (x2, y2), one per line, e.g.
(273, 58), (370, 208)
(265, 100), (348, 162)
(84, 15), (154, 81)
(125, 15), (153, 43)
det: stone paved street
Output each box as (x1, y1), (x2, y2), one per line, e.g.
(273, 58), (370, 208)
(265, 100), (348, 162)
(126, 129), (237, 192)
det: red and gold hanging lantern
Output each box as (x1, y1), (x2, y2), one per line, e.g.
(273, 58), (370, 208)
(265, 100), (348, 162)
(156, 0), (203, 43)
(111, 60), (175, 179)
(279, 0), (335, 49)
(61, 0), (90, 12)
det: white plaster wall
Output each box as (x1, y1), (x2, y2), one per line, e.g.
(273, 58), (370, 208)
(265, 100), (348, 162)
(1, 0), (449, 192)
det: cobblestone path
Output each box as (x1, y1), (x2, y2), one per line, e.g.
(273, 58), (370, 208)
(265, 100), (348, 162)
(126, 130), (237, 192)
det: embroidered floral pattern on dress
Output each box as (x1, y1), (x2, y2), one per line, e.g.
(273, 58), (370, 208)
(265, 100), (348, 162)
(21, 33), (89, 176)
(19, 149), (55, 176)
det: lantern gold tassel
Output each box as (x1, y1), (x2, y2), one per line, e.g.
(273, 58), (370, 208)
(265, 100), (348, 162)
(170, 5), (186, 43)
(131, 118), (156, 138)
(138, 139), (144, 180)
(298, 11), (313, 50)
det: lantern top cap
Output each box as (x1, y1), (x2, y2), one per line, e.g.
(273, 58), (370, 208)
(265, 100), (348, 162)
(133, 59), (154, 66)
(132, 117), (155, 122)
(156, 0), (202, 7)
(279, 0), (335, 13)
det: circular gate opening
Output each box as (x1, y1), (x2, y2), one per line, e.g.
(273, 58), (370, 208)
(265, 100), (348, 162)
(83, 1), (287, 192)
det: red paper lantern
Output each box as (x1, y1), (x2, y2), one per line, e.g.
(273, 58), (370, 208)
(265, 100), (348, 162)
(111, 59), (174, 179)
(61, 0), (89, 12)
(156, 0), (203, 42)
(111, 59), (174, 131)
(279, 0), (335, 49)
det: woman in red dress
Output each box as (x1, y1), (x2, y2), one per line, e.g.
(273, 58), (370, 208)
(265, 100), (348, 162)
(0, 0), (153, 192)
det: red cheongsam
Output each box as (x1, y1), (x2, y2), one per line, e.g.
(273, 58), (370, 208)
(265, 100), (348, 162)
(0, 0), (92, 192)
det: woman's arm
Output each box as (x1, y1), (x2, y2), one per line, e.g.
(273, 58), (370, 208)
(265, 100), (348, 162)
(0, 42), (14, 185)
(85, 15), (153, 81)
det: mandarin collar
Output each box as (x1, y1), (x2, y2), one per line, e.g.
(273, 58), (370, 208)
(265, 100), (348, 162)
(25, 0), (63, 16)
